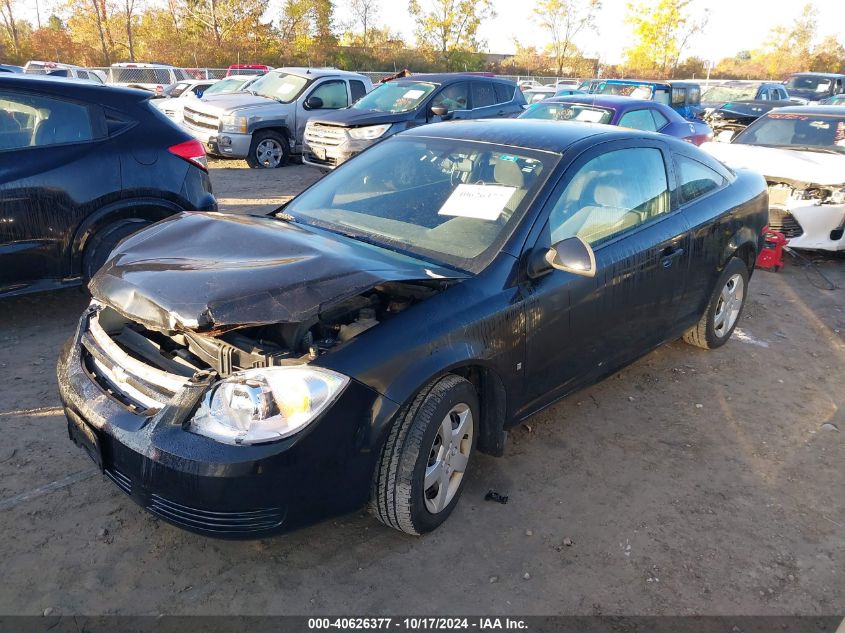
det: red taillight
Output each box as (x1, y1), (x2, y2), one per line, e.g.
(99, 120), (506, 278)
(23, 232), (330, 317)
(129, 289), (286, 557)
(169, 139), (208, 172)
(155, 85), (163, 94)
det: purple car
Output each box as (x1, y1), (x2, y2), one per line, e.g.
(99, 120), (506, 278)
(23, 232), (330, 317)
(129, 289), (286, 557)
(519, 94), (713, 146)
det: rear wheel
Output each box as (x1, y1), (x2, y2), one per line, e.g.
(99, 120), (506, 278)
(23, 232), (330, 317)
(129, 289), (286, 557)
(82, 218), (150, 280)
(246, 131), (290, 169)
(683, 257), (749, 349)
(371, 374), (478, 535)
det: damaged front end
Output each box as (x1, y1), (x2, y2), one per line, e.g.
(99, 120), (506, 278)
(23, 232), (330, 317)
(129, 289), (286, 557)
(83, 278), (448, 415)
(766, 180), (845, 250)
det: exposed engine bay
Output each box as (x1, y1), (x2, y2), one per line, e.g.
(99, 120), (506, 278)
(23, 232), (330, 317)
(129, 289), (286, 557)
(96, 281), (446, 379)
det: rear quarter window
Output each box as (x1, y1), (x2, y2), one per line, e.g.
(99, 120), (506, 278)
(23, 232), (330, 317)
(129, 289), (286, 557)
(350, 80), (368, 103)
(675, 154), (727, 203)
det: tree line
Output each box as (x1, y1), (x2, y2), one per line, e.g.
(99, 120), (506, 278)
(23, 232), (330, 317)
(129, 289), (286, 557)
(0, 0), (842, 78)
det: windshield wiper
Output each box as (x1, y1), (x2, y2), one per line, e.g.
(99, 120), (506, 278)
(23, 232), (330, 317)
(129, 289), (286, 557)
(786, 145), (843, 155)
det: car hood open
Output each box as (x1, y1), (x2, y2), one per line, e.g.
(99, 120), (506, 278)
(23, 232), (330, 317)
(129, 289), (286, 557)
(89, 212), (467, 333)
(702, 142), (845, 186)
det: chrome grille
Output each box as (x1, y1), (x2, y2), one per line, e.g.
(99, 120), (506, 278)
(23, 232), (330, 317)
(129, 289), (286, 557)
(768, 207), (804, 239)
(81, 305), (194, 413)
(183, 107), (219, 131)
(304, 123), (347, 147)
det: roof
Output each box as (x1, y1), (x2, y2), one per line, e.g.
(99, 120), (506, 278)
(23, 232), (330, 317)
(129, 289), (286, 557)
(790, 72), (845, 78)
(0, 74), (150, 102)
(764, 105), (845, 115)
(395, 73), (513, 85)
(400, 118), (638, 154)
(544, 94), (663, 110)
(277, 67), (368, 79)
(600, 78), (700, 88)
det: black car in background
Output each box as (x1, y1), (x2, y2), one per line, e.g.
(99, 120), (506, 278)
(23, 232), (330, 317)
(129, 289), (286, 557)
(784, 72), (845, 104)
(60, 120), (767, 538)
(302, 73), (525, 170)
(704, 100), (781, 141)
(0, 75), (216, 297)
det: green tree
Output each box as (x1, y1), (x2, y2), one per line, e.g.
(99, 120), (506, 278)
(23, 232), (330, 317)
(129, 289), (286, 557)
(532, 0), (600, 77)
(623, 0), (708, 78)
(0, 0), (22, 58)
(408, 0), (494, 67)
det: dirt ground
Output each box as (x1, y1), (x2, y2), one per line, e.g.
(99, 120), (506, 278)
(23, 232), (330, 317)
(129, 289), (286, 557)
(0, 159), (843, 616)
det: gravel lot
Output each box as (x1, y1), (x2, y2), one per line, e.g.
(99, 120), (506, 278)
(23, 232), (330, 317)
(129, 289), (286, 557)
(0, 159), (843, 616)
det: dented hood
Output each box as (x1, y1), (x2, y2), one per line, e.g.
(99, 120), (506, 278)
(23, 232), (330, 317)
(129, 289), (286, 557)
(90, 212), (467, 332)
(703, 142), (845, 186)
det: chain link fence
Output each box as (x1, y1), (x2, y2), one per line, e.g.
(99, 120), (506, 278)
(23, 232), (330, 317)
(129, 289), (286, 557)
(80, 67), (579, 89)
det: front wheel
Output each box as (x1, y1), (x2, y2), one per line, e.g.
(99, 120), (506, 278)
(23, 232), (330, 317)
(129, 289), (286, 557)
(245, 131), (290, 169)
(82, 218), (150, 280)
(371, 374), (478, 535)
(683, 257), (749, 349)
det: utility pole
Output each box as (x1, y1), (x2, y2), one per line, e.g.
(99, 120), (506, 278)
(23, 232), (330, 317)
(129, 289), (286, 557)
(35, 0), (42, 29)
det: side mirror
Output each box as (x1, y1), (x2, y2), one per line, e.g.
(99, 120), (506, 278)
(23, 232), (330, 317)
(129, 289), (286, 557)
(430, 105), (453, 120)
(527, 236), (596, 279)
(304, 96), (324, 110)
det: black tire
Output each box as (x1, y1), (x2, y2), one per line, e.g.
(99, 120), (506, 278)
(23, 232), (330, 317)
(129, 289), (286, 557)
(245, 130), (290, 169)
(82, 218), (150, 280)
(371, 374), (478, 535)
(683, 257), (750, 350)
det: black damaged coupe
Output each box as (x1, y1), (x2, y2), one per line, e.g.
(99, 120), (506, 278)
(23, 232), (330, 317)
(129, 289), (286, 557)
(59, 119), (767, 537)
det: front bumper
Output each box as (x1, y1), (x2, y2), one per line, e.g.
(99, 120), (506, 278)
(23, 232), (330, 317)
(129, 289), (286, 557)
(302, 138), (377, 170)
(57, 308), (383, 538)
(770, 202), (845, 251)
(182, 123), (251, 159)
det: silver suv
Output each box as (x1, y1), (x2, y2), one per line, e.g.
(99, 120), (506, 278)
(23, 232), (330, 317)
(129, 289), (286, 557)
(180, 67), (373, 168)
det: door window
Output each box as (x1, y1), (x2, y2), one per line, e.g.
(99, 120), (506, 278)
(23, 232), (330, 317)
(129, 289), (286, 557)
(675, 155), (726, 203)
(618, 109), (658, 131)
(0, 92), (93, 150)
(350, 80), (368, 103)
(431, 82), (469, 113)
(548, 148), (670, 246)
(309, 80), (349, 109)
(471, 81), (496, 109)
(671, 87), (686, 105)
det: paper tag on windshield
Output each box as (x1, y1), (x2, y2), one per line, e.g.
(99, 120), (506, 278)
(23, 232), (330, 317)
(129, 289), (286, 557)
(438, 184), (516, 221)
(403, 89), (425, 99)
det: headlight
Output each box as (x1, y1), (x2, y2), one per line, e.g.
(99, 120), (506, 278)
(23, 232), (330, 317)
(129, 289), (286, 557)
(348, 124), (391, 140)
(219, 115), (248, 134)
(189, 367), (349, 445)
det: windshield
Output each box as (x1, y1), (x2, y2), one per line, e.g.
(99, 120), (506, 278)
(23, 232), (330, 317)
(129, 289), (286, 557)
(716, 102), (773, 116)
(734, 112), (845, 152)
(204, 76), (250, 95)
(282, 137), (556, 272)
(519, 102), (613, 124)
(598, 82), (654, 99)
(785, 75), (832, 92)
(249, 72), (309, 103)
(701, 85), (757, 103)
(350, 81), (437, 113)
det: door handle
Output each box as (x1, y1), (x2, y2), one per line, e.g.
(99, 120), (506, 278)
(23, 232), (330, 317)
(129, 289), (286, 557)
(497, 110), (505, 116)
(661, 246), (684, 268)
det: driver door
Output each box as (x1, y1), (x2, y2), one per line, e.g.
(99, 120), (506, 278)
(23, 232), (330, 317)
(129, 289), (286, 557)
(520, 140), (690, 412)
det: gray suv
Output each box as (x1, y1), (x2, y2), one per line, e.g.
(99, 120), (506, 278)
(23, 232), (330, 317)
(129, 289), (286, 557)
(181, 67), (373, 168)
(303, 74), (525, 170)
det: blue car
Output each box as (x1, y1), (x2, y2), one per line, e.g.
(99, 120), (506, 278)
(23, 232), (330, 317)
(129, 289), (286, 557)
(520, 94), (713, 145)
(596, 79), (702, 120)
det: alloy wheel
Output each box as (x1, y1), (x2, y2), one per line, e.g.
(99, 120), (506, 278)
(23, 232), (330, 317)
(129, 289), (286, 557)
(255, 138), (283, 168)
(713, 273), (744, 338)
(423, 403), (473, 514)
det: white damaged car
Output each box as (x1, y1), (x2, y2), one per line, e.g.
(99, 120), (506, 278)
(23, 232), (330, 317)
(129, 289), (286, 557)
(704, 106), (845, 251)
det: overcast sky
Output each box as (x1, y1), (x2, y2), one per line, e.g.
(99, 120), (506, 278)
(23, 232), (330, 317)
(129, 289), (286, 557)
(22, 0), (845, 66)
